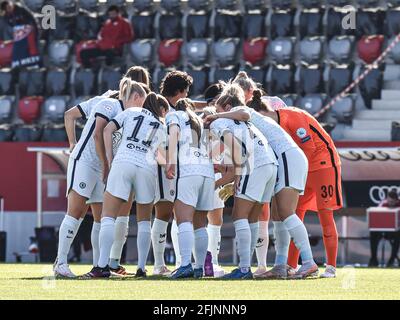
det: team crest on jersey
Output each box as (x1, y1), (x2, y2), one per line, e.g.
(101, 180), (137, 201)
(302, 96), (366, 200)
(104, 105), (112, 111)
(170, 190), (175, 197)
(79, 182), (86, 189)
(296, 128), (307, 139)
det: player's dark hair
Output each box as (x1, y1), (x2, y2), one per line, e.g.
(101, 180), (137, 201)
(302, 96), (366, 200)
(107, 5), (119, 13)
(125, 66), (150, 87)
(160, 71), (193, 98)
(204, 82), (225, 104)
(1, 1), (9, 11)
(247, 89), (273, 112)
(175, 98), (202, 144)
(143, 92), (168, 119)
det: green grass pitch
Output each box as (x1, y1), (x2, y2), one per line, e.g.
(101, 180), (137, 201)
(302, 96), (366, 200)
(0, 264), (399, 300)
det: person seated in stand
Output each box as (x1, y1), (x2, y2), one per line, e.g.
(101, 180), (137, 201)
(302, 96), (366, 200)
(80, 5), (134, 68)
(369, 189), (400, 267)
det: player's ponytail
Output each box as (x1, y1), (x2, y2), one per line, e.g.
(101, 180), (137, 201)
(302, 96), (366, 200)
(247, 89), (273, 112)
(216, 83), (246, 110)
(232, 71), (257, 93)
(142, 92), (169, 119)
(119, 77), (146, 104)
(124, 66), (151, 87)
(175, 98), (202, 144)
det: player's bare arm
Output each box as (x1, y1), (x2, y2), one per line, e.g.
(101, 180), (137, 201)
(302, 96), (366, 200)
(166, 123), (179, 179)
(103, 121), (118, 169)
(64, 106), (83, 152)
(93, 116), (110, 182)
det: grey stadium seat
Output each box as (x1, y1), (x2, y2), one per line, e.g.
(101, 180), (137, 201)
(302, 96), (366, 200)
(299, 94), (327, 116)
(23, 0), (45, 13)
(14, 124), (42, 142)
(46, 68), (68, 96)
(0, 123), (14, 141)
(331, 95), (355, 124)
(269, 38), (294, 65)
(244, 0), (267, 11)
(133, 0), (154, 12)
(73, 68), (97, 96)
(279, 94), (298, 107)
(19, 67), (46, 96)
(0, 96), (14, 124)
(161, 0), (181, 11)
(129, 39), (156, 67)
(210, 65), (239, 83)
(216, 0), (238, 10)
(42, 123), (68, 142)
(48, 40), (73, 67)
(99, 67), (123, 93)
(53, 0), (76, 13)
(300, 37), (323, 64)
(328, 36), (354, 64)
(78, 0), (98, 11)
(188, 0), (210, 11)
(0, 68), (13, 95)
(43, 96), (70, 123)
(185, 39), (209, 67)
(213, 38), (239, 67)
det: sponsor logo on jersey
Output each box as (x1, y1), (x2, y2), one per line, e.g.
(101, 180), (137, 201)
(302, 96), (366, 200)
(79, 182), (86, 189)
(126, 143), (148, 153)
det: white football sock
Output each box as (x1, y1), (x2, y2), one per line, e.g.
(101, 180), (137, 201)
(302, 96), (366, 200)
(178, 222), (194, 267)
(57, 215), (80, 265)
(256, 221), (269, 267)
(151, 218), (168, 268)
(98, 217), (115, 268)
(137, 221), (151, 271)
(249, 222), (259, 261)
(234, 219), (251, 270)
(194, 227), (208, 270)
(283, 214), (314, 265)
(109, 216), (129, 269)
(273, 221), (291, 266)
(171, 219), (181, 267)
(207, 224), (221, 265)
(91, 222), (101, 267)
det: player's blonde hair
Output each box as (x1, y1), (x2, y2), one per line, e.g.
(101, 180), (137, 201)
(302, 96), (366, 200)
(216, 83), (246, 110)
(124, 66), (151, 87)
(119, 77), (146, 103)
(232, 71), (258, 93)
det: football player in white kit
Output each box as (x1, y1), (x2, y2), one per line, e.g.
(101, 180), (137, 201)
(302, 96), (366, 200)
(206, 88), (319, 279)
(151, 71), (193, 276)
(54, 89), (124, 278)
(81, 79), (151, 278)
(166, 99), (215, 279)
(209, 84), (278, 279)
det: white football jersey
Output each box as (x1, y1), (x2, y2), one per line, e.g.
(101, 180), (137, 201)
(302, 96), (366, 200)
(233, 107), (298, 156)
(166, 111), (214, 179)
(210, 118), (278, 172)
(112, 107), (166, 175)
(70, 98), (125, 171)
(76, 90), (117, 119)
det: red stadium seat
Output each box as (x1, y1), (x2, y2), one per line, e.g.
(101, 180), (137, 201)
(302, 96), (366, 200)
(357, 35), (384, 64)
(75, 40), (98, 64)
(158, 39), (183, 67)
(243, 38), (268, 65)
(0, 40), (13, 68)
(18, 96), (44, 124)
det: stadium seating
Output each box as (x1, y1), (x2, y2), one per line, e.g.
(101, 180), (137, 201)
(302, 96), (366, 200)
(245, 66), (267, 88)
(46, 68), (69, 96)
(78, 0), (98, 11)
(19, 67), (46, 97)
(242, 11), (267, 39)
(214, 10), (242, 40)
(243, 38), (268, 66)
(23, 0), (45, 13)
(270, 9), (294, 39)
(331, 95), (355, 124)
(267, 63), (295, 94)
(358, 65), (383, 109)
(388, 36), (400, 64)
(14, 125), (43, 142)
(158, 39), (183, 67)
(356, 8), (385, 38)
(213, 38), (240, 67)
(130, 39), (156, 67)
(42, 124), (68, 142)
(18, 96), (44, 124)
(279, 94), (298, 107)
(210, 65), (238, 83)
(75, 40), (98, 65)
(0, 124), (14, 141)
(299, 0), (320, 8)
(73, 67), (97, 96)
(328, 36), (354, 64)
(53, 0), (77, 13)
(185, 39), (210, 67)
(75, 12), (101, 42)
(0, 16), (13, 41)
(186, 66), (209, 97)
(297, 63), (324, 95)
(99, 67), (123, 93)
(0, 96), (14, 124)
(243, 0), (267, 11)
(186, 12), (211, 40)
(131, 12), (156, 40)
(48, 15), (75, 42)
(298, 94), (327, 116)
(269, 37), (295, 64)
(299, 9), (324, 39)
(327, 63), (355, 97)
(299, 37), (323, 64)
(216, 0), (239, 10)
(0, 68), (14, 95)
(158, 12), (183, 40)
(270, 0), (292, 9)
(0, 41), (12, 68)
(48, 40), (73, 67)
(385, 8), (400, 37)
(43, 96), (70, 123)
(357, 35), (384, 64)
